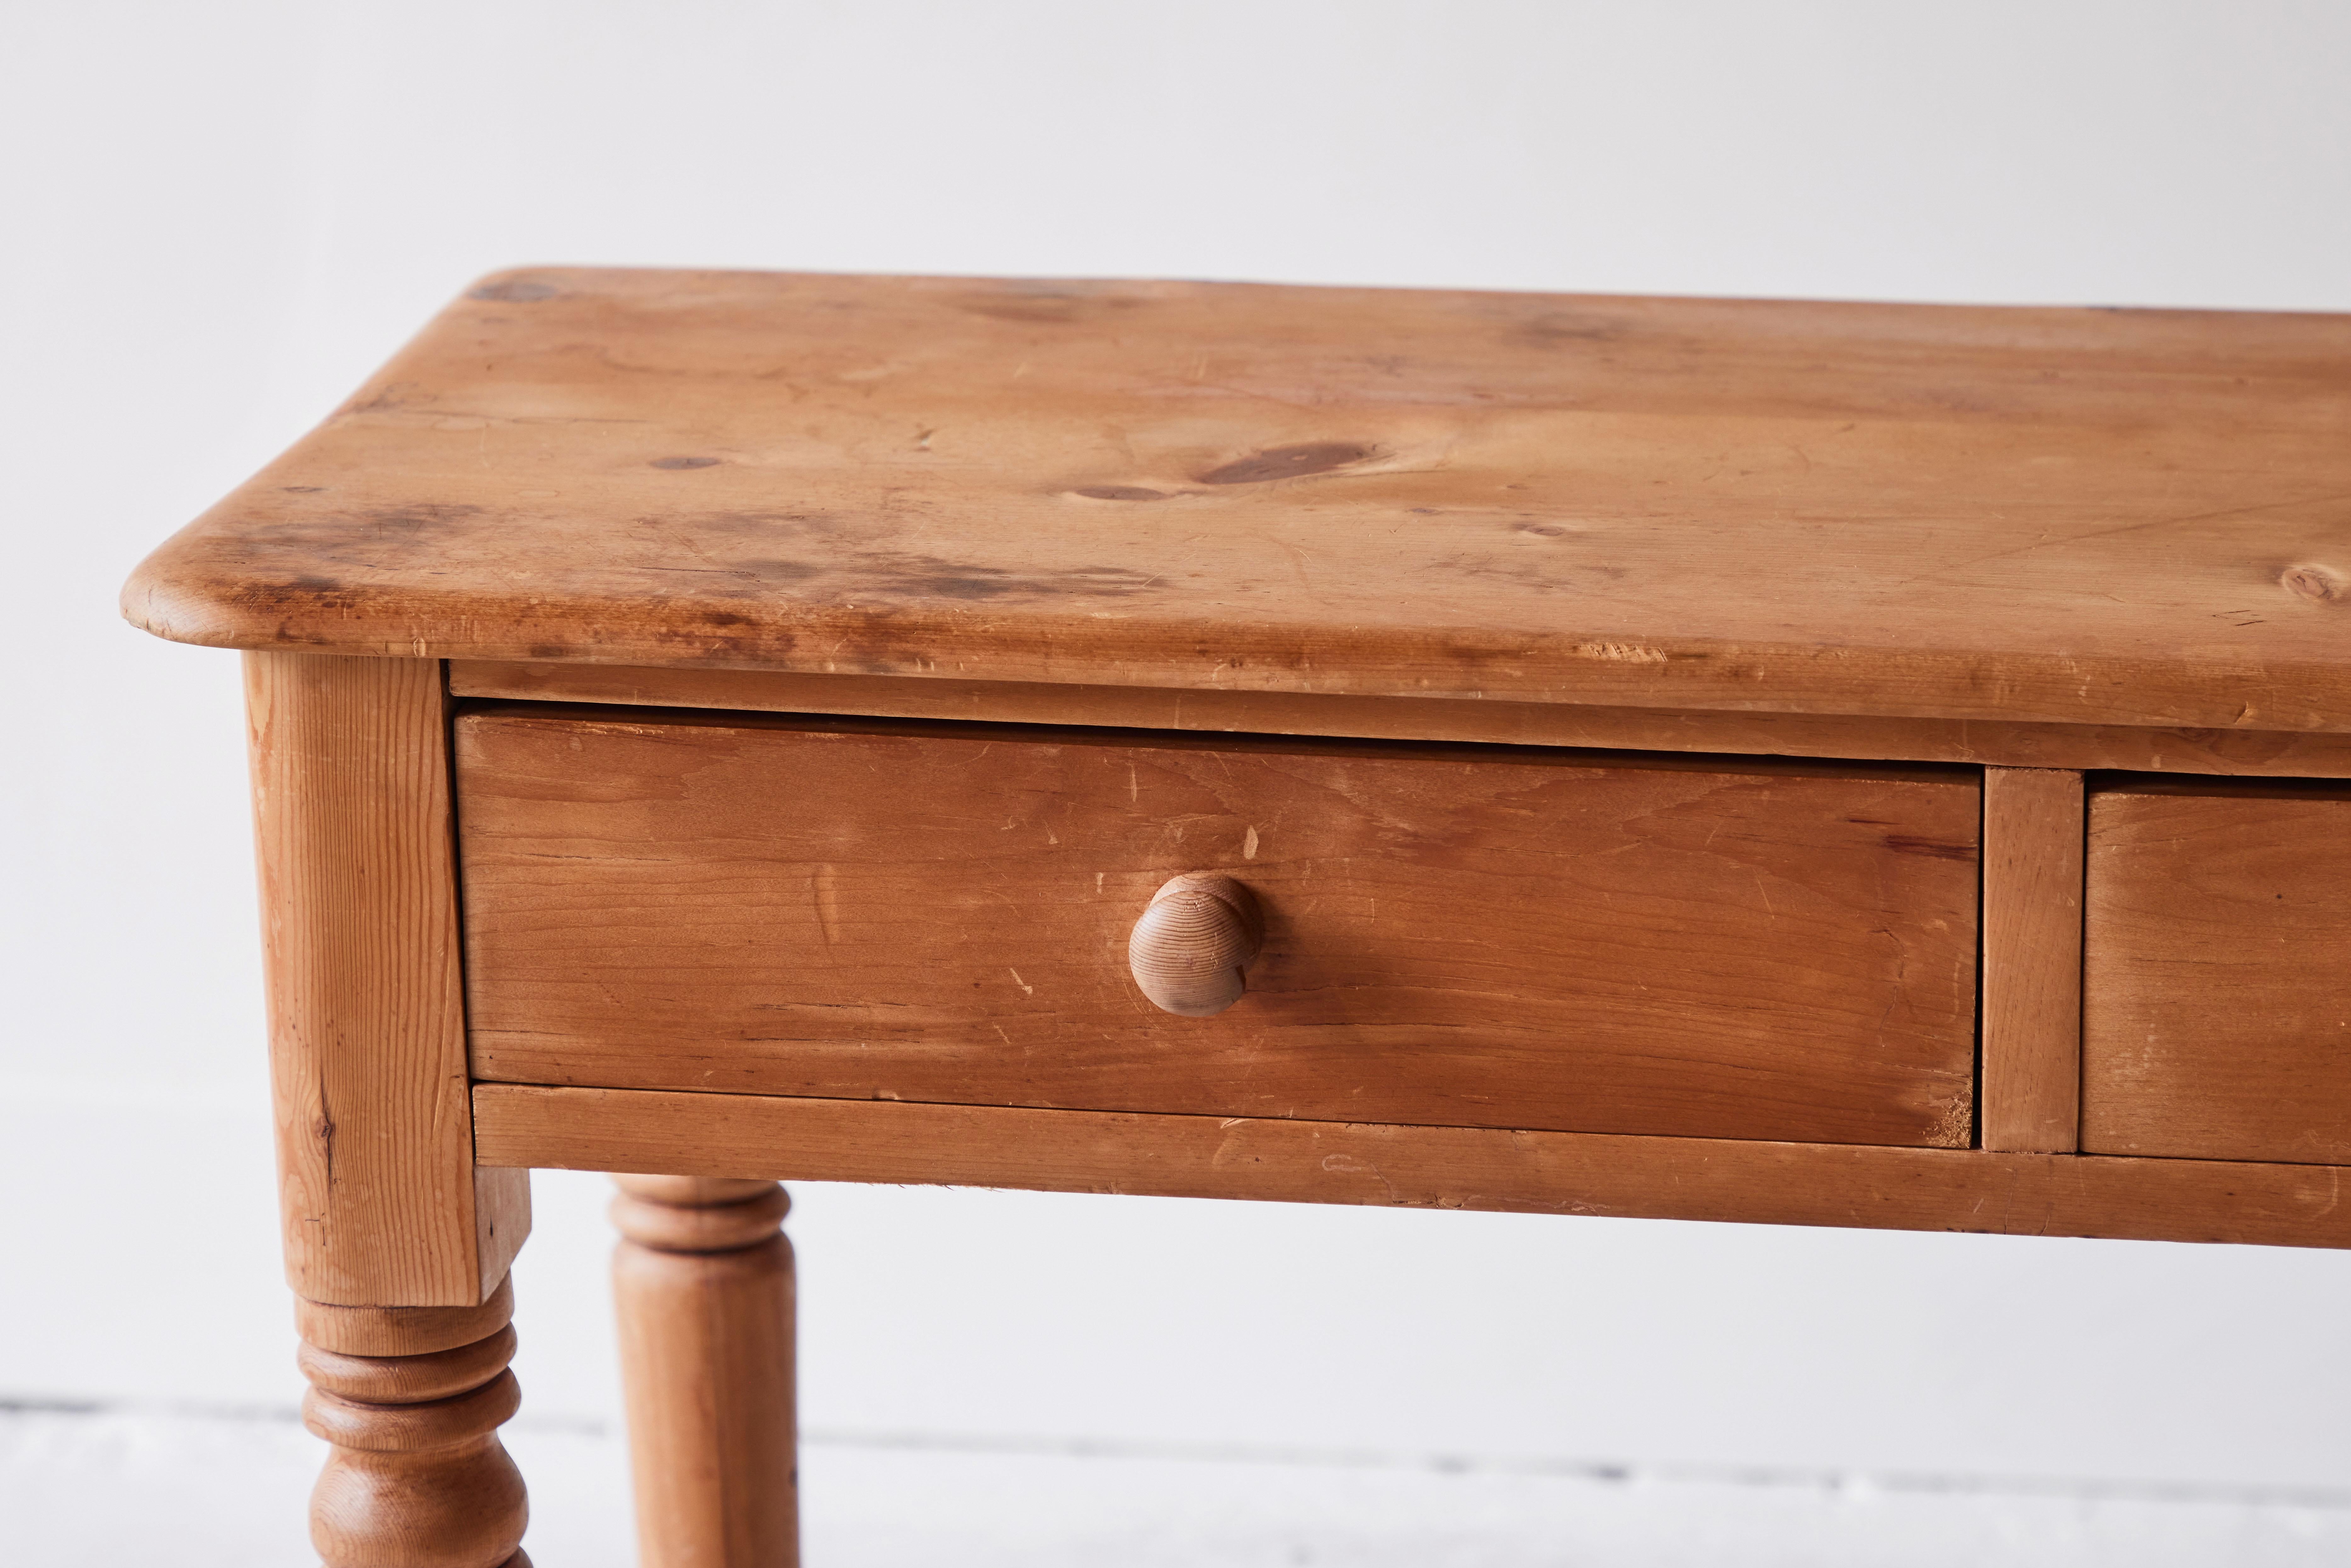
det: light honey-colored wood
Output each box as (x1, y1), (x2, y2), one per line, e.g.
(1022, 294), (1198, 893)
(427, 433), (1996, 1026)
(245, 652), (528, 1306)
(456, 708), (1981, 1149)
(298, 1288), (530, 1568)
(2085, 779), (2351, 1164)
(612, 1176), (799, 1568)
(1980, 768), (2085, 1153)
(128, 272), (2351, 1566)
(126, 271), (2351, 732)
(479, 1083), (2351, 1253)
(1128, 873), (1264, 1016)
(451, 660), (2351, 779)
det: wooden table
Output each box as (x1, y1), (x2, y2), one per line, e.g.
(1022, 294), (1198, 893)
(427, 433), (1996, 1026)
(123, 269), (2351, 1567)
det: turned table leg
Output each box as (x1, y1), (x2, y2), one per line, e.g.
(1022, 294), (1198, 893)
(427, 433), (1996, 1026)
(294, 1277), (531, 1568)
(244, 653), (537, 1565)
(611, 1176), (800, 1568)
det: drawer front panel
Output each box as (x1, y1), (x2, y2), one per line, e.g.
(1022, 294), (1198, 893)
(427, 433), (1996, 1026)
(2086, 781), (2351, 1163)
(457, 710), (1980, 1147)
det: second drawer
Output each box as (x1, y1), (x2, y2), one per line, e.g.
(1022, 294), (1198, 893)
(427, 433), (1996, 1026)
(2085, 777), (2351, 1164)
(456, 708), (1981, 1147)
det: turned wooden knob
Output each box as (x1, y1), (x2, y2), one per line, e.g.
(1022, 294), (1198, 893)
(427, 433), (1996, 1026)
(1128, 873), (1264, 1016)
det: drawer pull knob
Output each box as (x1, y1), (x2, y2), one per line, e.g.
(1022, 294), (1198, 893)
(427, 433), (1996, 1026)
(1128, 873), (1265, 1017)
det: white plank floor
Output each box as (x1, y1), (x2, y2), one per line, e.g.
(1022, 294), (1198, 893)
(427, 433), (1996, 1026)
(9, 1404), (2349, 1567)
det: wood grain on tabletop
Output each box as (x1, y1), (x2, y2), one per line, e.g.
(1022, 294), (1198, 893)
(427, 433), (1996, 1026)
(610, 1177), (800, 1568)
(476, 1083), (2351, 1253)
(1979, 768), (2085, 1153)
(245, 653), (528, 1307)
(455, 659), (2351, 777)
(455, 707), (1980, 1149)
(2085, 779), (2351, 1164)
(125, 270), (2351, 731)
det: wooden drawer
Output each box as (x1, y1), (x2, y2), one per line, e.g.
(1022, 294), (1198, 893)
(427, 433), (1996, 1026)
(2085, 779), (2351, 1163)
(456, 708), (1981, 1147)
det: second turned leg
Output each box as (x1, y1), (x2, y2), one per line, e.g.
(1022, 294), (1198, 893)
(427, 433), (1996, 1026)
(611, 1176), (800, 1568)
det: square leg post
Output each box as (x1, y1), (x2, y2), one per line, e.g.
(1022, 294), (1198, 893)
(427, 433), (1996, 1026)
(247, 652), (532, 1567)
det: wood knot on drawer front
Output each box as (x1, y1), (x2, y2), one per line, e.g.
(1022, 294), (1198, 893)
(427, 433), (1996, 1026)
(2280, 564), (2346, 603)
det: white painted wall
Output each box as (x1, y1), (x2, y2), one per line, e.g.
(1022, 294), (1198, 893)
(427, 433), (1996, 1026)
(9, 0), (2351, 1499)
